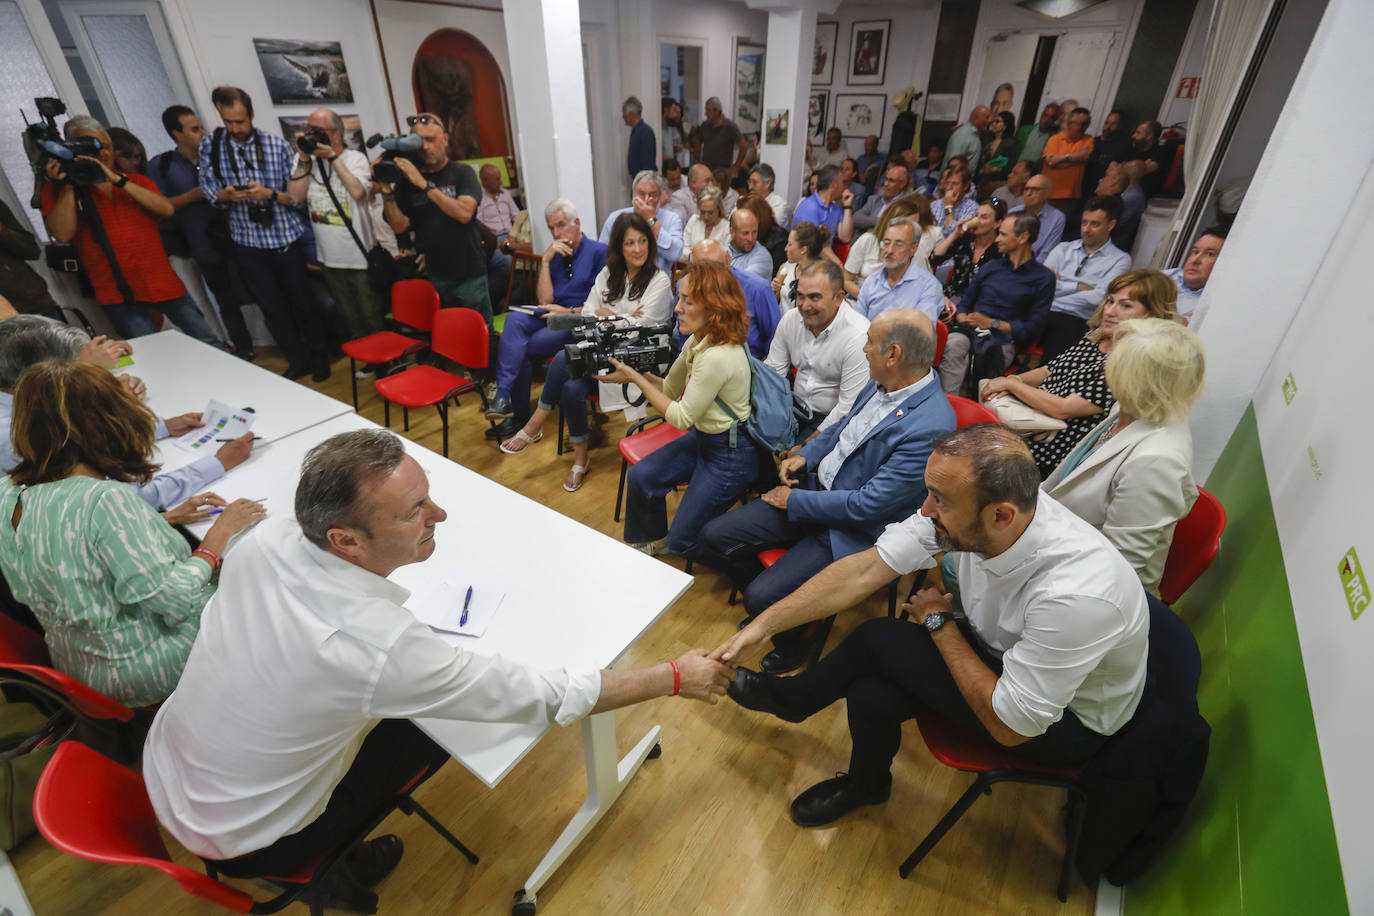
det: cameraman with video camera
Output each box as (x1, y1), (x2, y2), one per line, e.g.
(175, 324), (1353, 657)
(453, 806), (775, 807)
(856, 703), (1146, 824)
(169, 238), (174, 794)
(40, 115), (221, 346)
(198, 86), (331, 382)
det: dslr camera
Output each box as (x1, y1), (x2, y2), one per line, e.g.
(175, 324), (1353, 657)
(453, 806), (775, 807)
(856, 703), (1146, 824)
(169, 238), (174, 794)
(296, 126), (331, 156)
(563, 319), (673, 381)
(365, 132), (424, 185)
(21, 97), (105, 188)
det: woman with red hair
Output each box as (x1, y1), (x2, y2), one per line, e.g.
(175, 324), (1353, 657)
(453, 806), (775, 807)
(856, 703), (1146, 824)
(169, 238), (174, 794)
(604, 260), (756, 558)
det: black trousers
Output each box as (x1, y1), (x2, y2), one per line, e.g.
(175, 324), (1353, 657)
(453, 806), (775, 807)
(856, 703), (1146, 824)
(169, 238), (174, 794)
(1038, 311), (1089, 364)
(211, 719), (450, 879)
(197, 257), (253, 353)
(233, 239), (329, 373)
(765, 617), (1109, 793)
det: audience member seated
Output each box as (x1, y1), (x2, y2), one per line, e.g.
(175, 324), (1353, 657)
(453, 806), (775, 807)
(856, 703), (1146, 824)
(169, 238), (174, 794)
(683, 187), (730, 254)
(599, 170), (684, 275)
(792, 165), (854, 244)
(727, 208), (772, 281)
(694, 240), (779, 360)
(1039, 195), (1132, 362)
(1165, 226), (1227, 324)
(855, 135), (884, 193)
(737, 193), (789, 274)
(1015, 103), (1061, 168)
(1009, 172), (1066, 262)
(853, 218), (945, 324)
(1124, 120), (1172, 199)
(1084, 109), (1131, 197)
(664, 159), (701, 222)
(837, 158), (867, 208)
(979, 112), (1018, 189)
(498, 212), (669, 491)
(710, 168), (740, 217)
(930, 196), (1008, 302)
(852, 162), (913, 232)
(716, 424), (1149, 828)
(773, 221), (829, 314)
(991, 160), (1034, 211)
(981, 269), (1178, 478)
(931, 166), (978, 237)
(747, 163), (791, 229)
(939, 213), (1055, 395)
(0, 361), (264, 705)
(1097, 161), (1146, 252)
(486, 199), (607, 431)
(946, 106), (991, 173)
(813, 127), (848, 171)
(701, 306), (954, 673)
(764, 261), (870, 445)
(476, 162), (519, 312)
(1043, 318), (1205, 595)
(844, 197), (933, 299)
(913, 144), (944, 196)
(598, 261), (755, 559)
(142, 430), (730, 911)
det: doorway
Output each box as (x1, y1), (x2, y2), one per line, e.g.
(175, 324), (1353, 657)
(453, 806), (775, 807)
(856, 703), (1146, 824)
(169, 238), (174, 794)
(659, 41), (702, 153)
(976, 29), (1119, 130)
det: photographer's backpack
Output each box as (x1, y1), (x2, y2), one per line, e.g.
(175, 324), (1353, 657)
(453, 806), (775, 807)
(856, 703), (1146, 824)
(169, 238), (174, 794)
(714, 354), (812, 452)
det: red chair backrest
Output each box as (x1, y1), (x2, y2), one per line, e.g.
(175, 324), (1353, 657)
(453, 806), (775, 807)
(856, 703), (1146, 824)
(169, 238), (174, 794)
(390, 279), (442, 332)
(431, 308), (490, 369)
(946, 395), (1000, 428)
(1158, 486), (1226, 605)
(34, 742), (255, 913)
(933, 320), (948, 368)
(0, 612), (133, 721)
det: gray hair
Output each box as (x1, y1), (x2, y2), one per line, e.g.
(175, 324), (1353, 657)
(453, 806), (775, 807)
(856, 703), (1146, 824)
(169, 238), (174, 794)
(798, 259), (844, 296)
(296, 429), (408, 548)
(632, 170), (667, 196)
(705, 97), (723, 112)
(544, 197), (578, 222)
(695, 186), (723, 210)
(322, 110), (344, 132)
(750, 163), (775, 190)
(932, 425), (1040, 512)
(1010, 211), (1041, 244)
(0, 317), (88, 388)
(875, 310), (936, 374)
(884, 216), (919, 241)
(63, 115), (107, 140)
(815, 164), (839, 192)
(622, 96), (642, 115)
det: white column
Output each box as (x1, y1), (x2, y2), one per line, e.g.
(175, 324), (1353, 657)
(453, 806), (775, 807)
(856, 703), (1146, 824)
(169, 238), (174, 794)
(757, 8), (814, 205)
(502, 0), (598, 249)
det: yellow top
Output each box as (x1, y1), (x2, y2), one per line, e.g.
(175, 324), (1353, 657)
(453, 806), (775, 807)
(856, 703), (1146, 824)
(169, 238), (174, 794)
(661, 335), (752, 434)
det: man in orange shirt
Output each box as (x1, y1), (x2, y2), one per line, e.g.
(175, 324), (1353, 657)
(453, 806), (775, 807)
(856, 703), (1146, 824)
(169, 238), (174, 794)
(1042, 107), (1094, 239)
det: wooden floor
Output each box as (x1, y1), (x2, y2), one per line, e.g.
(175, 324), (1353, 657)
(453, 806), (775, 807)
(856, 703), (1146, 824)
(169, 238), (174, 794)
(11, 349), (1096, 916)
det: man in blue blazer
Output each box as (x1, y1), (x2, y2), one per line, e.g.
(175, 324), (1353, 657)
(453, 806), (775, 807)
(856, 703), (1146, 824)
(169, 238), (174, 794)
(698, 308), (956, 673)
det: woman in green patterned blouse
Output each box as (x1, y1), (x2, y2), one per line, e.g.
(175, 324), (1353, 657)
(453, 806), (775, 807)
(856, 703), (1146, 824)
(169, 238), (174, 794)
(0, 361), (264, 706)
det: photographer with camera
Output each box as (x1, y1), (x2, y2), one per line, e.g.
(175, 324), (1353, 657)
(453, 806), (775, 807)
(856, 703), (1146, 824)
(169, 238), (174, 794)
(287, 109), (383, 347)
(40, 116), (221, 347)
(497, 212), (671, 492)
(199, 86), (331, 382)
(380, 113), (492, 338)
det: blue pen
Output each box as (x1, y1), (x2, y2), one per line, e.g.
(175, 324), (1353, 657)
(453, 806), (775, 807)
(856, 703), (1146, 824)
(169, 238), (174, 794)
(460, 585), (473, 627)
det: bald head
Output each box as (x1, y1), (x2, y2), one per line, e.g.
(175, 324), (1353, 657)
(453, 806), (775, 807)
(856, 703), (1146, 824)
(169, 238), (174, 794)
(691, 239), (730, 265)
(687, 163), (711, 194)
(479, 163), (502, 193)
(305, 108), (344, 154)
(729, 208), (758, 253)
(871, 309), (937, 387)
(969, 106), (992, 130)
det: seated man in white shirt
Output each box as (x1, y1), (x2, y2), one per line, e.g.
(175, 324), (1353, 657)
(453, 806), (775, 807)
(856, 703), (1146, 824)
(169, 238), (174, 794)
(1165, 225), (1227, 325)
(713, 425), (1148, 827)
(1038, 194), (1132, 362)
(747, 163), (791, 229)
(142, 430), (731, 910)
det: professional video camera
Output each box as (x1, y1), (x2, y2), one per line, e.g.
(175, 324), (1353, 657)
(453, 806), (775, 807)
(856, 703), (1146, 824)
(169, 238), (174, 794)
(556, 316), (674, 382)
(365, 132), (424, 185)
(21, 97), (105, 190)
(296, 125), (331, 156)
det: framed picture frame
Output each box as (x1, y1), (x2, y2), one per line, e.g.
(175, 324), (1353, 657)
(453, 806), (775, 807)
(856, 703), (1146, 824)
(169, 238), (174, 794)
(732, 38), (766, 136)
(847, 20), (890, 86)
(764, 109), (789, 145)
(254, 38), (352, 105)
(807, 90), (829, 143)
(812, 21), (837, 86)
(834, 93), (886, 139)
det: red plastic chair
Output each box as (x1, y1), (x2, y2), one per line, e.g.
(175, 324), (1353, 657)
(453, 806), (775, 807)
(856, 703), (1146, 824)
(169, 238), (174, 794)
(1158, 486), (1226, 605)
(933, 320), (948, 368)
(341, 279), (441, 412)
(34, 741), (477, 915)
(0, 611), (133, 722)
(374, 308), (490, 458)
(614, 416), (690, 522)
(946, 394), (999, 427)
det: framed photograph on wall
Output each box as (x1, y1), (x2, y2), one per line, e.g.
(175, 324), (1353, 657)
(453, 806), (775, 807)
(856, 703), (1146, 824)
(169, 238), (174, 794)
(847, 20), (890, 86)
(764, 109), (789, 145)
(254, 38), (352, 104)
(834, 93), (886, 139)
(732, 38), (766, 135)
(812, 21), (837, 86)
(807, 90), (829, 142)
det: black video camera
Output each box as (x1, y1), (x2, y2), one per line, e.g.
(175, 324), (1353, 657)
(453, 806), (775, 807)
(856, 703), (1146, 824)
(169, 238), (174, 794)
(22, 97), (105, 189)
(296, 126), (331, 156)
(365, 132), (424, 185)
(563, 320), (673, 381)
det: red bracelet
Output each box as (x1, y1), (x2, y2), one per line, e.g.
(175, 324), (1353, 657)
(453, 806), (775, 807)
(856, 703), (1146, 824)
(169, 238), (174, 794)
(668, 659), (680, 696)
(192, 547), (221, 570)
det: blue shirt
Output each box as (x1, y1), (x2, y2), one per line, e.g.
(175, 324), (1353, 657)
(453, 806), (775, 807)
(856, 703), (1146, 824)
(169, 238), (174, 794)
(598, 207), (684, 275)
(1010, 204), (1066, 263)
(1166, 268), (1204, 321)
(855, 257), (945, 324)
(551, 237), (609, 309)
(149, 149), (218, 264)
(733, 267), (780, 360)
(627, 120), (657, 178)
(958, 255), (1056, 344)
(932, 195), (978, 237)
(816, 373), (934, 489)
(1043, 239), (1132, 320)
(198, 129), (307, 250)
(730, 243), (772, 281)
(792, 193), (843, 236)
(0, 393), (16, 475)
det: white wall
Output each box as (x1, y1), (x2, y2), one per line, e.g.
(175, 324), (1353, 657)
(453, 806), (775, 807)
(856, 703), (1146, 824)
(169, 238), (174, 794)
(1157, 0), (1213, 129)
(651, 0), (768, 130)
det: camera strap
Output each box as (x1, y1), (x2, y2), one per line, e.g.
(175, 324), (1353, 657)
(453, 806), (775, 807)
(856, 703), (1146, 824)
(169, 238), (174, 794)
(315, 158), (371, 261)
(74, 186), (136, 306)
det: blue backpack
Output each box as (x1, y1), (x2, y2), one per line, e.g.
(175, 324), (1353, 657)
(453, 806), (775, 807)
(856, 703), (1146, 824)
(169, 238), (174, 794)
(715, 354), (813, 452)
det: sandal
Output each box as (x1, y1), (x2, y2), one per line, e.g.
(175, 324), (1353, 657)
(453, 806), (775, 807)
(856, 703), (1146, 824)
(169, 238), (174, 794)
(562, 464), (589, 492)
(499, 428), (543, 455)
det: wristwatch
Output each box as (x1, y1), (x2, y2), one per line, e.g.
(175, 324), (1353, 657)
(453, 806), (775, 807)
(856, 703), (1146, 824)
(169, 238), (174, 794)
(113, 174), (129, 188)
(425, 180), (437, 192)
(923, 611), (950, 633)
(647, 216), (657, 227)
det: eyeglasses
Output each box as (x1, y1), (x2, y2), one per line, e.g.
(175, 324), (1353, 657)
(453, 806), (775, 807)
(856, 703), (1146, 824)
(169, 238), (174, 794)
(406, 114), (440, 128)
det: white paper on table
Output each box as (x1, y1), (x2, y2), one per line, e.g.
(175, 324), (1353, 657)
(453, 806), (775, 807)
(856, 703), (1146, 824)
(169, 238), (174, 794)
(404, 574), (505, 638)
(175, 400), (256, 454)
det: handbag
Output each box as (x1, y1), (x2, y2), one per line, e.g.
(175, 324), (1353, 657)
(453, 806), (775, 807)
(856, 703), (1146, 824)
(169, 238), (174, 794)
(0, 695), (75, 850)
(977, 378), (1067, 441)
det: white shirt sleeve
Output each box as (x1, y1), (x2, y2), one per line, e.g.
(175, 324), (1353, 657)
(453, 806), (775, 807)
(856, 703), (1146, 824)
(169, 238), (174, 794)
(874, 513), (941, 575)
(814, 330), (872, 434)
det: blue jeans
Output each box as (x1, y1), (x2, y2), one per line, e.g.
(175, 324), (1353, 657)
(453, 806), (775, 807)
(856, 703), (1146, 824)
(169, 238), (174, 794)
(105, 293), (221, 346)
(624, 427), (758, 557)
(497, 311), (572, 415)
(537, 350), (592, 442)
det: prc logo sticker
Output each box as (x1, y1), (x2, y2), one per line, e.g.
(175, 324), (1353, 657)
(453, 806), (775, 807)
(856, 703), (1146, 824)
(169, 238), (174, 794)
(1339, 548), (1368, 620)
(1282, 372), (1297, 405)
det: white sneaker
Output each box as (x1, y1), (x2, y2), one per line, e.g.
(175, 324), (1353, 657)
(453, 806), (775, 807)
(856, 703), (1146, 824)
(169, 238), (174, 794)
(630, 538), (668, 556)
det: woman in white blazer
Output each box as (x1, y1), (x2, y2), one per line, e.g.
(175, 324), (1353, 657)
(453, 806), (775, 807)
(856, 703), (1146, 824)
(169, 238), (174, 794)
(1043, 318), (1206, 596)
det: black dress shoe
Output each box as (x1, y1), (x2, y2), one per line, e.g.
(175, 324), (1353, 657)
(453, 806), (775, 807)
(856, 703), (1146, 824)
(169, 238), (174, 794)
(726, 668), (805, 722)
(485, 417), (521, 440)
(760, 640), (813, 675)
(311, 359), (332, 382)
(283, 365), (309, 381)
(308, 868), (378, 915)
(346, 834), (403, 888)
(789, 773), (890, 828)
